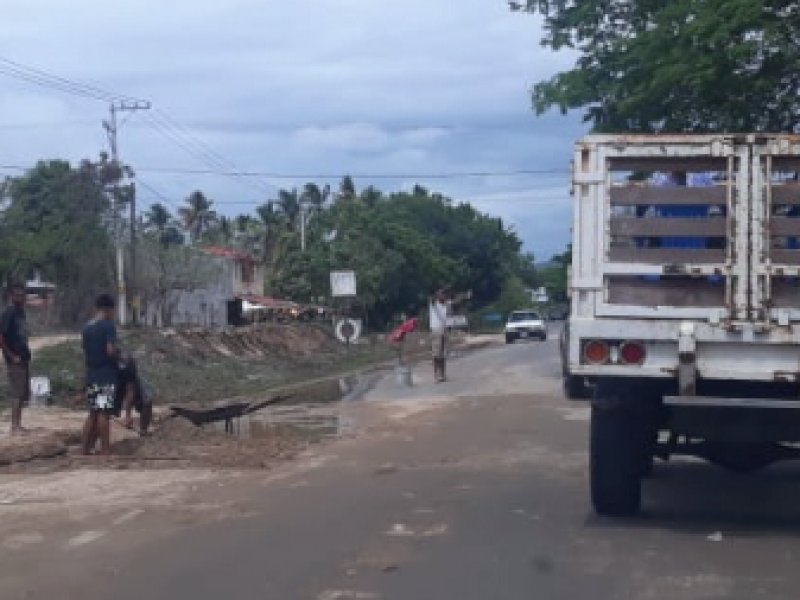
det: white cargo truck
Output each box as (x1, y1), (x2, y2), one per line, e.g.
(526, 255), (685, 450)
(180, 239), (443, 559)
(562, 134), (800, 516)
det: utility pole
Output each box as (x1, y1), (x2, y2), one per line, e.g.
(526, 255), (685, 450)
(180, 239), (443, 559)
(103, 100), (151, 326)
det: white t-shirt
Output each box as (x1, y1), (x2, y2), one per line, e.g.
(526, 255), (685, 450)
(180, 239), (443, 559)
(429, 301), (448, 333)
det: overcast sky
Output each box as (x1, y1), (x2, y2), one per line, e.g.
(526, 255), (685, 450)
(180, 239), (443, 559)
(1, 0), (584, 260)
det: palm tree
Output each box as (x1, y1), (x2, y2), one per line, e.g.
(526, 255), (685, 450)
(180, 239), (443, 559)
(412, 184), (429, 197)
(256, 201), (283, 262)
(339, 175), (356, 201)
(143, 203), (184, 247)
(274, 188), (301, 231)
(143, 203), (172, 234)
(235, 214), (258, 235)
(360, 185), (382, 208)
(216, 215), (233, 244)
(301, 183), (331, 213)
(179, 191), (218, 242)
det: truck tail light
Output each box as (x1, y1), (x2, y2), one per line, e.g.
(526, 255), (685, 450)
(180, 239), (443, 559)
(620, 341), (646, 365)
(583, 340), (610, 365)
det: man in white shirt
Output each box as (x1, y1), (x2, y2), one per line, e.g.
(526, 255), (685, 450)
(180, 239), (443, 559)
(429, 288), (470, 383)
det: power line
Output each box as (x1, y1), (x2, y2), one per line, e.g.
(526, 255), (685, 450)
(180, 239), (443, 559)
(155, 109), (276, 194)
(0, 119), (98, 130)
(138, 111), (278, 196)
(0, 162), (569, 180)
(0, 56), (145, 104)
(136, 179), (182, 212)
(121, 166), (569, 179)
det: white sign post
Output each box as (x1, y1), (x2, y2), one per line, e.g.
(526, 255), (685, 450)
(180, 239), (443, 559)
(330, 271), (357, 297)
(330, 271), (358, 346)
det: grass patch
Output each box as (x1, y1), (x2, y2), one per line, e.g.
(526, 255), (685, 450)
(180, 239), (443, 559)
(3, 328), (409, 406)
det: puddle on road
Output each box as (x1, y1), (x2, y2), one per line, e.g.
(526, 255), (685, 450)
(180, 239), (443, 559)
(213, 404), (357, 440)
(185, 372), (376, 441)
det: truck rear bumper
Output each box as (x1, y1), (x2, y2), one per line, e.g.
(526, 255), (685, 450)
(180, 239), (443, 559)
(665, 396), (800, 443)
(664, 396), (800, 409)
(569, 318), (800, 383)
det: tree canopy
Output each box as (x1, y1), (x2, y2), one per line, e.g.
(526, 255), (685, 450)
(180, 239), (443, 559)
(0, 158), (118, 323)
(2, 164), (546, 329)
(267, 183), (527, 326)
(516, 0), (800, 132)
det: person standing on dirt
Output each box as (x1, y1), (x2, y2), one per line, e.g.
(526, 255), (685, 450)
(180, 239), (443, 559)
(429, 288), (470, 383)
(81, 294), (120, 456)
(116, 356), (154, 436)
(0, 283), (31, 436)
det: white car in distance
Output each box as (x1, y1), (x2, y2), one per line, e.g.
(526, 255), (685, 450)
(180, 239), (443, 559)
(504, 310), (547, 344)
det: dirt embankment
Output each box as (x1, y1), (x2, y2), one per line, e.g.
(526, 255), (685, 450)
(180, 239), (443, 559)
(162, 324), (341, 359)
(7, 323), (394, 406)
(0, 324), (384, 471)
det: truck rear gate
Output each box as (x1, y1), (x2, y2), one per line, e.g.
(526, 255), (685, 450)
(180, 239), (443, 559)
(566, 135), (800, 517)
(570, 135), (800, 383)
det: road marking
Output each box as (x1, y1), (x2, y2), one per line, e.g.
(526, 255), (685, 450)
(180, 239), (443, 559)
(421, 524), (448, 537)
(113, 509), (144, 526)
(318, 591), (380, 600)
(66, 530), (106, 548)
(386, 524), (415, 537)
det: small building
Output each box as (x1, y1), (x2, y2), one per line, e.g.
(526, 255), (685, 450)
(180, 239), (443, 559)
(144, 247), (267, 328)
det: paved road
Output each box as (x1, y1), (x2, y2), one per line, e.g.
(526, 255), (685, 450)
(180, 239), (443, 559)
(9, 332), (800, 599)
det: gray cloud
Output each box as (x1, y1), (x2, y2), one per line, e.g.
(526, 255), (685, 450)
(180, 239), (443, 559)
(1, 0), (584, 257)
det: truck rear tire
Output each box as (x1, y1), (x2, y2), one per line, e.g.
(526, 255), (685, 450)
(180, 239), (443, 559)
(591, 403), (642, 516)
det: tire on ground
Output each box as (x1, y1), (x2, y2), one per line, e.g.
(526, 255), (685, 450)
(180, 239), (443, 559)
(590, 402), (642, 516)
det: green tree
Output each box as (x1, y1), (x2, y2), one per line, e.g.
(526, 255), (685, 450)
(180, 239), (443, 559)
(513, 252), (538, 288)
(515, 0), (800, 132)
(138, 236), (222, 327)
(338, 175), (357, 201)
(235, 214), (258, 235)
(300, 183), (331, 212)
(3, 159), (116, 324)
(360, 185), (382, 208)
(143, 203), (183, 248)
(274, 188), (302, 231)
(179, 191), (218, 241)
(271, 184), (523, 327)
(144, 203), (172, 233)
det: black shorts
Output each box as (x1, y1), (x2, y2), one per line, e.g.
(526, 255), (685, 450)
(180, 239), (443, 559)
(86, 383), (117, 413)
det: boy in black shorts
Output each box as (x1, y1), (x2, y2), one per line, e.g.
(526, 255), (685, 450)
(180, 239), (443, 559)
(81, 295), (119, 456)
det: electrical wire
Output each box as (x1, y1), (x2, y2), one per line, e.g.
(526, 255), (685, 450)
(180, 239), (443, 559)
(139, 112), (277, 197)
(0, 57), (145, 104)
(112, 166), (569, 179)
(136, 179), (183, 213)
(155, 109), (276, 195)
(0, 162), (569, 180)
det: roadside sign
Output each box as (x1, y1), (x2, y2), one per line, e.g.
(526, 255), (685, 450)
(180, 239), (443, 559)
(330, 271), (357, 297)
(335, 318), (362, 343)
